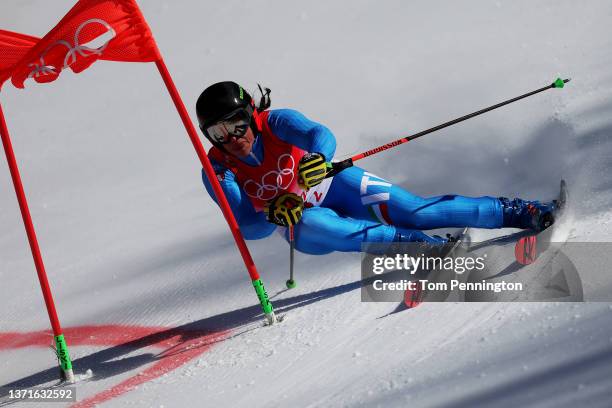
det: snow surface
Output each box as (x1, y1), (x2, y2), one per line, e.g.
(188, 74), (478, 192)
(1, 0), (612, 407)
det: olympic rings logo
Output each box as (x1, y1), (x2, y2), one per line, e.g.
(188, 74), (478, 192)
(243, 154), (296, 201)
(28, 19), (116, 79)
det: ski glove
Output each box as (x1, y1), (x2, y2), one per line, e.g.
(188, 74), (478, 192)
(298, 152), (331, 189)
(264, 192), (304, 227)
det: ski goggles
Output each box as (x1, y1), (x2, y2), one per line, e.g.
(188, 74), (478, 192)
(203, 106), (253, 145)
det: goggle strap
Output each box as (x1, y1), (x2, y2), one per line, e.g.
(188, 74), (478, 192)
(257, 84), (271, 111)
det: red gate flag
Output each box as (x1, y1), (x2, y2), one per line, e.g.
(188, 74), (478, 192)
(2, 0), (277, 332)
(4, 0), (160, 89)
(0, 30), (40, 88)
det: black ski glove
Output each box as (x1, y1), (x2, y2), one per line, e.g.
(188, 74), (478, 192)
(264, 192), (304, 227)
(298, 152), (331, 189)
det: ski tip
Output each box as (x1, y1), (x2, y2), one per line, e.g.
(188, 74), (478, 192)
(559, 179), (568, 207)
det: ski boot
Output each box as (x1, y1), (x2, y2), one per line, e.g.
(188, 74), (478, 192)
(394, 229), (461, 259)
(499, 197), (558, 232)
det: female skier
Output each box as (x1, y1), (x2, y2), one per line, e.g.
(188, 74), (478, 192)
(197, 81), (557, 255)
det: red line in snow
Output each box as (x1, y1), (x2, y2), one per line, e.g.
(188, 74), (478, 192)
(0, 324), (230, 407)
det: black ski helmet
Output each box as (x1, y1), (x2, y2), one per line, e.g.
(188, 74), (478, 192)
(196, 81), (253, 132)
(196, 81), (271, 148)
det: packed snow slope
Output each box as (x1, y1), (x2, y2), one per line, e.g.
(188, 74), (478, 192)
(1, 1), (612, 407)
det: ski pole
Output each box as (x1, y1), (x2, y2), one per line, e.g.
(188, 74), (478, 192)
(286, 226), (297, 289)
(326, 77), (571, 177)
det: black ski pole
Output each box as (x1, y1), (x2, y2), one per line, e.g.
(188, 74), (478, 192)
(327, 77), (571, 177)
(286, 225), (297, 289)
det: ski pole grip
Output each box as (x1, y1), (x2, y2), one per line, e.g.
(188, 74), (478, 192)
(326, 158), (354, 178)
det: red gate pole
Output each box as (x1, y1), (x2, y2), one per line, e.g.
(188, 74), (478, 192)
(0, 102), (74, 382)
(153, 58), (277, 324)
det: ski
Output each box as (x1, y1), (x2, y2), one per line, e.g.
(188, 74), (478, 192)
(405, 227), (470, 308)
(382, 227), (470, 315)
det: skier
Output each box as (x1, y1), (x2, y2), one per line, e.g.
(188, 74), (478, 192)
(197, 81), (558, 255)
